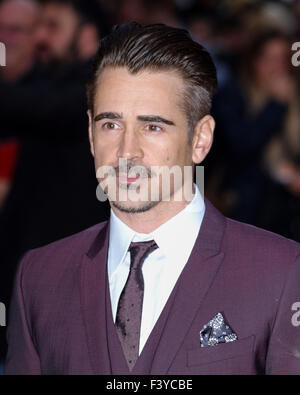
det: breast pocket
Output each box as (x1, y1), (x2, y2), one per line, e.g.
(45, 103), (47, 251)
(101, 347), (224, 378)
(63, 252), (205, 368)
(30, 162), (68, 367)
(187, 335), (255, 373)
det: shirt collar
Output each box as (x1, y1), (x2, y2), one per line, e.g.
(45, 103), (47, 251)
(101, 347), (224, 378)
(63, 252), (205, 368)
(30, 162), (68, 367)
(108, 209), (135, 277)
(108, 184), (205, 277)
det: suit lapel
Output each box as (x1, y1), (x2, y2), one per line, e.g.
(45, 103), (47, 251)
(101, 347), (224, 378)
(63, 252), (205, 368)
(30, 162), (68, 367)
(79, 221), (111, 374)
(151, 200), (226, 374)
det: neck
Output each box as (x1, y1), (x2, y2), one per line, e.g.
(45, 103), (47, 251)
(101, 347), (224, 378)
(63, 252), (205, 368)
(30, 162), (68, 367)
(111, 185), (195, 234)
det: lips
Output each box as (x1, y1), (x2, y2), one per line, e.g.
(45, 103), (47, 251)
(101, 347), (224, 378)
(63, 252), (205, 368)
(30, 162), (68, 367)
(117, 174), (141, 184)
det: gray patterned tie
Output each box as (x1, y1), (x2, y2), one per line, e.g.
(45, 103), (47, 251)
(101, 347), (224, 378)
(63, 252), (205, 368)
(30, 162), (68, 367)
(115, 240), (158, 370)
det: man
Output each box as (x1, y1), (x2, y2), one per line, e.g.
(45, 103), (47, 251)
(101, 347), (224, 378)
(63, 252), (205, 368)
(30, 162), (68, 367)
(35, 0), (110, 66)
(0, 0), (39, 81)
(4, 22), (300, 375)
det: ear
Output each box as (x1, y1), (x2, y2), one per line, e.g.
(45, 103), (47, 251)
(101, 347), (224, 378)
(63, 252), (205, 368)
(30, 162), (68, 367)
(88, 110), (95, 157)
(192, 114), (215, 164)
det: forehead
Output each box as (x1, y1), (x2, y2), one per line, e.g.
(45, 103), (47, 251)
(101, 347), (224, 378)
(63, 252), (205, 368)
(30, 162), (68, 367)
(0, 1), (37, 25)
(258, 39), (289, 58)
(42, 3), (78, 23)
(94, 67), (186, 116)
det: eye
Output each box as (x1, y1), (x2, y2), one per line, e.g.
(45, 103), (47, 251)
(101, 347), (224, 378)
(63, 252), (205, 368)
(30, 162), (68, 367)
(102, 122), (120, 130)
(145, 124), (163, 133)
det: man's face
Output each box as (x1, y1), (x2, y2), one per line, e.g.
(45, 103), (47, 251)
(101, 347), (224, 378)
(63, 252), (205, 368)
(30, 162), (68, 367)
(254, 38), (290, 81)
(0, 0), (38, 67)
(35, 3), (79, 63)
(89, 67), (196, 213)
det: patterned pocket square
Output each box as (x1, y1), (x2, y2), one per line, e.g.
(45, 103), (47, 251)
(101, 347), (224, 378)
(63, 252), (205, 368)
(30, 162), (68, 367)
(200, 312), (238, 347)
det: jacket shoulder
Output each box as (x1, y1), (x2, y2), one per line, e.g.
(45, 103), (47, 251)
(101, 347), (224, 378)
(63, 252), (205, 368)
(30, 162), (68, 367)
(19, 220), (108, 275)
(224, 217), (300, 264)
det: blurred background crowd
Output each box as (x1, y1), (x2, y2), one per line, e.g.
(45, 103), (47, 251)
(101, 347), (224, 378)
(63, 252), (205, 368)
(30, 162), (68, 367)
(0, 0), (300, 366)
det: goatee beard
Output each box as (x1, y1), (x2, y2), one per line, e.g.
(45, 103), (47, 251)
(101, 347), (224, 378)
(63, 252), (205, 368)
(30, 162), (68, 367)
(111, 200), (160, 213)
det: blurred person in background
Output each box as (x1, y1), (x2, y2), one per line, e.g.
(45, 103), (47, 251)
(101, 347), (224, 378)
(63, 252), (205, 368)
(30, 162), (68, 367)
(36, 0), (109, 66)
(294, 0), (300, 36)
(114, 0), (149, 25)
(0, 0), (40, 211)
(0, 0), (39, 82)
(215, 14), (250, 80)
(114, 0), (181, 27)
(259, 39), (300, 240)
(0, 0), (111, 362)
(187, 11), (233, 89)
(211, 31), (298, 226)
(140, 0), (181, 27)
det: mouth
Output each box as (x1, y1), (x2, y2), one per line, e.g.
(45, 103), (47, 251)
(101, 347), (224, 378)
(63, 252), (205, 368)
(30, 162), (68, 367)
(117, 173), (141, 184)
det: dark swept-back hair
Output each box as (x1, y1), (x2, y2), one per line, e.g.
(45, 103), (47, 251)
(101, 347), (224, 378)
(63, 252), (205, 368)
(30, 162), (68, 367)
(87, 22), (217, 135)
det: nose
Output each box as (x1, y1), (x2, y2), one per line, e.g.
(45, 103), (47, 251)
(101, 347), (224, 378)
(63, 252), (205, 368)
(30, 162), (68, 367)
(35, 24), (48, 45)
(117, 128), (143, 161)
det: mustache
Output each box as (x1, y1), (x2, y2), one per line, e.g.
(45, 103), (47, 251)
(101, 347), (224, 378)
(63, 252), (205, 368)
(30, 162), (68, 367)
(112, 161), (154, 178)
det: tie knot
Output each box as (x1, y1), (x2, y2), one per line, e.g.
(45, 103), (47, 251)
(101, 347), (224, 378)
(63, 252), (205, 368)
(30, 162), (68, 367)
(128, 240), (158, 270)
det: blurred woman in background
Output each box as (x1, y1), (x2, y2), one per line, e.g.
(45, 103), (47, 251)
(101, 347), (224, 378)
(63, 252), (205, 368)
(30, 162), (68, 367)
(211, 31), (300, 239)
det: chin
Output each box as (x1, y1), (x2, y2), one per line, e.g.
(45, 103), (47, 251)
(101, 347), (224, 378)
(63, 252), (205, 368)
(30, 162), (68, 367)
(111, 200), (160, 214)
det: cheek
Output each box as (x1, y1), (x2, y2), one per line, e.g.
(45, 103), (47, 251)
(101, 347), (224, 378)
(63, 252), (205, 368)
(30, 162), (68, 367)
(175, 142), (191, 164)
(158, 143), (189, 167)
(92, 140), (112, 165)
(94, 137), (128, 172)
(154, 135), (186, 163)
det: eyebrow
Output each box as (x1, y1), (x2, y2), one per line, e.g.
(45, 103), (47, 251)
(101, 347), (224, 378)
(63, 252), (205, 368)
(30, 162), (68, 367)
(137, 115), (175, 126)
(94, 112), (122, 122)
(94, 112), (175, 126)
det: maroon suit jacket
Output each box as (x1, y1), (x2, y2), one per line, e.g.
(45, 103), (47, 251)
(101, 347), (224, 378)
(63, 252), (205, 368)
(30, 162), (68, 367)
(4, 200), (300, 374)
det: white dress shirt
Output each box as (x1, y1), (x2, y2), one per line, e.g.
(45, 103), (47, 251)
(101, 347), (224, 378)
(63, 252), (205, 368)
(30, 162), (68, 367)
(108, 184), (205, 354)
